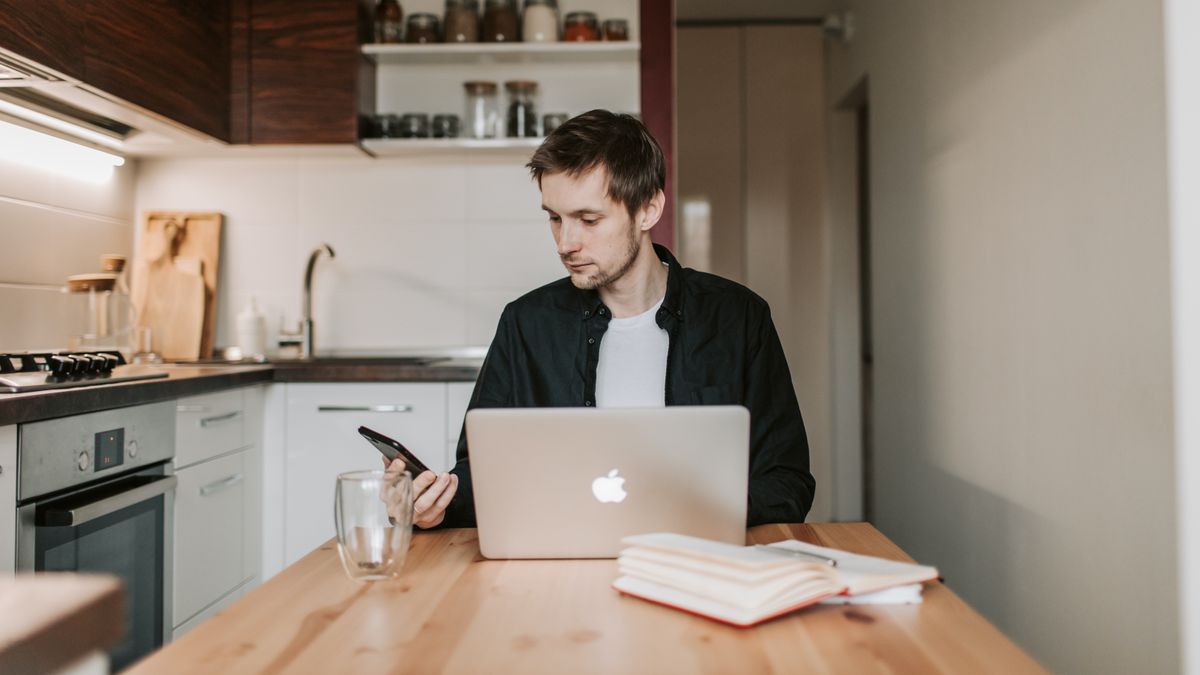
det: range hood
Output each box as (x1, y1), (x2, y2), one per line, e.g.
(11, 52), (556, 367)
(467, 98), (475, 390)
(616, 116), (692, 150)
(0, 49), (225, 155)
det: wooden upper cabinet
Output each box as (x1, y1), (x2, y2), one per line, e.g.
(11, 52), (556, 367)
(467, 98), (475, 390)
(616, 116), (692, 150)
(0, 0), (86, 80)
(239, 0), (374, 144)
(82, 0), (231, 141)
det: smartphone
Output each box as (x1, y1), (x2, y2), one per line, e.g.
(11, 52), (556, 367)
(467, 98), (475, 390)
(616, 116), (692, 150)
(358, 425), (432, 476)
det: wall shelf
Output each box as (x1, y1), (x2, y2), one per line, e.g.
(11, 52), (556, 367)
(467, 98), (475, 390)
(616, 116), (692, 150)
(360, 137), (544, 156)
(362, 42), (640, 65)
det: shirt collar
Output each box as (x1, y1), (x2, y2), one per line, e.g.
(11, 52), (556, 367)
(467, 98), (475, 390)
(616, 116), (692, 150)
(578, 243), (683, 321)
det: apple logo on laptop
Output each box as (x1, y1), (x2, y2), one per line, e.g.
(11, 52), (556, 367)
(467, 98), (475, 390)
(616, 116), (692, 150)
(592, 469), (627, 503)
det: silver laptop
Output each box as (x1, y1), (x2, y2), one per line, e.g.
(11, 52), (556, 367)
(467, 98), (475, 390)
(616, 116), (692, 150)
(466, 406), (749, 559)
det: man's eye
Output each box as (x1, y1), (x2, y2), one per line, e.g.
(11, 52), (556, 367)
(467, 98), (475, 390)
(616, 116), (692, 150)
(549, 215), (561, 223)
(582, 218), (598, 226)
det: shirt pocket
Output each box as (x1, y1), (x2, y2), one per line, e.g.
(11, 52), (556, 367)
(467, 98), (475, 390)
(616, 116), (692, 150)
(690, 384), (736, 405)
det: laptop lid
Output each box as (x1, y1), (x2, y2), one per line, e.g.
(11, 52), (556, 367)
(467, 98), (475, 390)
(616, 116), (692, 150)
(466, 406), (749, 559)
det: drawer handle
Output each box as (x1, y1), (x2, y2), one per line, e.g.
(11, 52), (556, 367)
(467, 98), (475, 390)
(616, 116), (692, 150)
(200, 473), (244, 496)
(199, 411), (242, 427)
(317, 405), (413, 413)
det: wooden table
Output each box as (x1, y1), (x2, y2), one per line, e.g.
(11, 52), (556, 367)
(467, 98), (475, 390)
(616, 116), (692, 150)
(129, 524), (1045, 674)
(0, 574), (123, 674)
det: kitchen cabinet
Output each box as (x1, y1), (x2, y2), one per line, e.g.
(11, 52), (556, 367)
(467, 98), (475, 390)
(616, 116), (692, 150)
(0, 425), (14, 574)
(0, 0), (85, 80)
(283, 383), (449, 565)
(172, 386), (263, 634)
(83, 0), (231, 141)
(234, 0), (376, 144)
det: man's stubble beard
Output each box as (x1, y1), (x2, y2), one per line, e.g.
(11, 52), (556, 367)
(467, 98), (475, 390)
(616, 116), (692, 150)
(567, 224), (641, 291)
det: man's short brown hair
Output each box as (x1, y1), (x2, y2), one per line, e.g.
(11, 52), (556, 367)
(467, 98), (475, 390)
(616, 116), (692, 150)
(527, 109), (666, 217)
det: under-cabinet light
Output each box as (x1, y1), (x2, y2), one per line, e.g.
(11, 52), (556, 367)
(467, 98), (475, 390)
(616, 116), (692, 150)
(0, 118), (125, 183)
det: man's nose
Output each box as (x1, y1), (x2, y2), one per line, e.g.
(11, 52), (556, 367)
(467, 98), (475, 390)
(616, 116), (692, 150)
(557, 221), (582, 256)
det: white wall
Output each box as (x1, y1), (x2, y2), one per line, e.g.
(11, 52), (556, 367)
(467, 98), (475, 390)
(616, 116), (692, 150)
(828, 1), (1178, 672)
(0, 128), (136, 351)
(1165, 1), (1200, 672)
(134, 153), (563, 353)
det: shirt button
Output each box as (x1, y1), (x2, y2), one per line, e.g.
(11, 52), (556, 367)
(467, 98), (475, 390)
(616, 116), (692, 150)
(585, 400), (593, 406)
(587, 337), (595, 345)
(598, 308), (607, 315)
(584, 310), (591, 317)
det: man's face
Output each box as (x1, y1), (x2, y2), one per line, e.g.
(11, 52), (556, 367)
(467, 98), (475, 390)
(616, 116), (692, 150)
(541, 166), (641, 290)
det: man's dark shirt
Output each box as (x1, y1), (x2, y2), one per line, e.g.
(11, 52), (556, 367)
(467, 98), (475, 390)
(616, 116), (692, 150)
(440, 244), (815, 527)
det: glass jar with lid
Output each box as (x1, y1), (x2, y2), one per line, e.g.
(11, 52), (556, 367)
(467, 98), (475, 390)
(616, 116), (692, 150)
(563, 11), (599, 41)
(482, 0), (519, 42)
(405, 13), (440, 43)
(602, 18), (628, 41)
(505, 80), (539, 138)
(463, 81), (500, 138)
(522, 0), (558, 42)
(444, 0), (479, 43)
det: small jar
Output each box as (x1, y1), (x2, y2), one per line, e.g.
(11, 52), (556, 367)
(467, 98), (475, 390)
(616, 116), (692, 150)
(375, 0), (403, 43)
(432, 113), (461, 138)
(463, 81), (500, 138)
(406, 13), (440, 43)
(505, 80), (538, 138)
(522, 0), (559, 43)
(482, 0), (519, 42)
(563, 11), (599, 41)
(375, 113), (403, 138)
(444, 0), (479, 43)
(399, 113), (430, 138)
(542, 112), (568, 135)
(602, 18), (628, 41)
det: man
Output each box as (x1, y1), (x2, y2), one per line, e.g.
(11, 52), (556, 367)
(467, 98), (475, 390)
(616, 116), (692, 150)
(390, 109), (815, 529)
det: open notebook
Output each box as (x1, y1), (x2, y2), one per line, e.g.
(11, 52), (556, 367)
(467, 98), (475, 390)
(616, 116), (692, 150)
(613, 533), (939, 627)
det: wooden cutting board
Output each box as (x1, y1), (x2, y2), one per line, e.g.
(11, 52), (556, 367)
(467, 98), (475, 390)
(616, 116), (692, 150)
(132, 212), (223, 359)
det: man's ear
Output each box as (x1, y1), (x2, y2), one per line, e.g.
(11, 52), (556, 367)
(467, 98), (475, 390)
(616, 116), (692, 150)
(638, 190), (666, 232)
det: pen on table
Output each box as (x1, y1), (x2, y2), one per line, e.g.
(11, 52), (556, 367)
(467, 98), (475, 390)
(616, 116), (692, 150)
(754, 544), (839, 567)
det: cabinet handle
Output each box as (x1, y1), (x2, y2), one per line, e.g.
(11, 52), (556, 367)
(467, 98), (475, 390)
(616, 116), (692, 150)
(199, 411), (242, 427)
(177, 405), (210, 413)
(200, 473), (244, 497)
(317, 405), (413, 413)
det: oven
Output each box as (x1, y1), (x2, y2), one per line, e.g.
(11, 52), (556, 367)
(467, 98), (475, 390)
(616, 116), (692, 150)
(15, 400), (175, 671)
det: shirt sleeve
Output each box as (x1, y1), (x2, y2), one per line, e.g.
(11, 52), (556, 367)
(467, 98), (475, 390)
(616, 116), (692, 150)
(744, 303), (817, 525)
(436, 305), (517, 529)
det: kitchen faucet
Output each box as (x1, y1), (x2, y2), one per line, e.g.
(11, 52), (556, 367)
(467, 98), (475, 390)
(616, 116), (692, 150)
(280, 243), (335, 359)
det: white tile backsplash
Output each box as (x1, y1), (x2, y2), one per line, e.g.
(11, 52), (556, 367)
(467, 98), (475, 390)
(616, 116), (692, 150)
(466, 222), (563, 290)
(464, 163), (545, 223)
(136, 154), (568, 352)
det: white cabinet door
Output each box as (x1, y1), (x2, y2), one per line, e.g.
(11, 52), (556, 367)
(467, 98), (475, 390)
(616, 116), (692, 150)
(173, 450), (248, 628)
(284, 383), (447, 565)
(0, 425), (14, 574)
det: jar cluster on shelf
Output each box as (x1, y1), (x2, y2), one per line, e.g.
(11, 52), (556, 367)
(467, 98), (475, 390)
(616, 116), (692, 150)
(373, 0), (630, 44)
(367, 80), (573, 140)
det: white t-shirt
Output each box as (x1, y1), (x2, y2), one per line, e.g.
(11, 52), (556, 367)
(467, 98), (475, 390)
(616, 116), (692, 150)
(595, 296), (669, 408)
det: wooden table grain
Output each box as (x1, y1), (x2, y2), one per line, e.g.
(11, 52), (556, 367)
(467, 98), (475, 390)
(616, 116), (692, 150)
(128, 523), (1046, 674)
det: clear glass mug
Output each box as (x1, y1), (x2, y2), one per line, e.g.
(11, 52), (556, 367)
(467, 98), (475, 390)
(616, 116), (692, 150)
(334, 470), (413, 581)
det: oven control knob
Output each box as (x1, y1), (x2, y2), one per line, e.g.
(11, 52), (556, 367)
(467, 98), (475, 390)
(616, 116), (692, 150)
(127, 440), (139, 458)
(77, 451), (90, 472)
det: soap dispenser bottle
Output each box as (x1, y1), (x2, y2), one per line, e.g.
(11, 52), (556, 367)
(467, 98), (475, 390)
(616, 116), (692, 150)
(237, 296), (268, 359)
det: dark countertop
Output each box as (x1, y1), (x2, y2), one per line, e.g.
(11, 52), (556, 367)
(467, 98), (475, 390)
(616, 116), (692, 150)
(0, 360), (480, 427)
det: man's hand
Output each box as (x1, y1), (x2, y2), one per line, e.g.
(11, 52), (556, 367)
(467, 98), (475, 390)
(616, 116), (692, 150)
(382, 458), (458, 529)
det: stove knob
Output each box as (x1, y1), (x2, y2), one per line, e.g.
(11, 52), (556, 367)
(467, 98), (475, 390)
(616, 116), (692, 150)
(86, 355), (104, 372)
(49, 356), (73, 375)
(77, 451), (90, 472)
(127, 440), (139, 458)
(101, 354), (119, 371)
(75, 355), (96, 373)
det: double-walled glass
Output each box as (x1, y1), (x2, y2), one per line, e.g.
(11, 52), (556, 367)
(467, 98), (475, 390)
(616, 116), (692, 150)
(334, 470), (413, 581)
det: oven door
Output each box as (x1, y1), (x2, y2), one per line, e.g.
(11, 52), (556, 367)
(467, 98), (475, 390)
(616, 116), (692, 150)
(17, 464), (175, 671)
